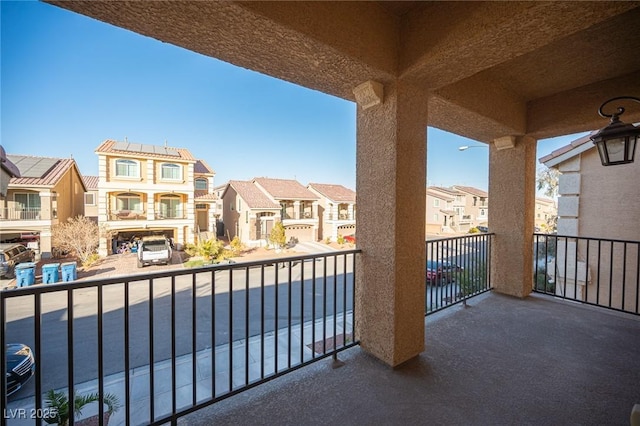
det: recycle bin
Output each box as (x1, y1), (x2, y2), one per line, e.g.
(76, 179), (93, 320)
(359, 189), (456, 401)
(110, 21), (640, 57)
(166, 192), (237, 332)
(42, 263), (60, 284)
(15, 262), (36, 287)
(61, 262), (77, 282)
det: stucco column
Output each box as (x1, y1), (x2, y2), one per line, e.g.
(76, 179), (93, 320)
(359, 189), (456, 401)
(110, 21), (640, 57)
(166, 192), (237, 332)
(355, 80), (427, 367)
(293, 201), (300, 219)
(488, 136), (536, 298)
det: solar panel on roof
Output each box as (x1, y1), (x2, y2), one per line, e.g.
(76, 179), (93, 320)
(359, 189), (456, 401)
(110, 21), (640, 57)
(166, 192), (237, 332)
(165, 148), (179, 157)
(112, 141), (129, 151)
(140, 144), (155, 154)
(129, 143), (142, 152)
(6, 156), (59, 178)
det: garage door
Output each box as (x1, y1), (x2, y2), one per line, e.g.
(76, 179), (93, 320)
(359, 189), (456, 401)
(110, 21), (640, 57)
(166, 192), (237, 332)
(285, 225), (314, 242)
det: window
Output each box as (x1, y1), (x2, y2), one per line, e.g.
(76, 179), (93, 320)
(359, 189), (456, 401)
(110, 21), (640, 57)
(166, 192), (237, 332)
(433, 214), (439, 221)
(85, 193), (96, 205)
(159, 195), (181, 218)
(195, 178), (208, 190)
(14, 193), (41, 211)
(161, 163), (181, 180)
(116, 193), (142, 211)
(238, 199), (242, 211)
(433, 199), (440, 207)
(195, 204), (207, 210)
(115, 159), (139, 178)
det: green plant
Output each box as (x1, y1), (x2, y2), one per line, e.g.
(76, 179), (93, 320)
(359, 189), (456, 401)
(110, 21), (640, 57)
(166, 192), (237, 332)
(44, 389), (120, 426)
(81, 253), (100, 268)
(324, 237), (331, 244)
(230, 236), (245, 256)
(269, 221), (286, 249)
(185, 238), (226, 262)
(337, 234), (345, 245)
(468, 227), (479, 234)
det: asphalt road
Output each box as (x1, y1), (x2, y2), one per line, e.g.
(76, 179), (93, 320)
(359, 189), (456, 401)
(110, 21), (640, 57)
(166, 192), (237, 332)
(3, 255), (355, 398)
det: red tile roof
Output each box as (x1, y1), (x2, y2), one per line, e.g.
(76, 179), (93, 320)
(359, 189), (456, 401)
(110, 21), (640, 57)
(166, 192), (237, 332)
(194, 192), (218, 201)
(428, 186), (462, 197)
(253, 177), (319, 200)
(229, 180), (280, 209)
(308, 183), (356, 203)
(427, 189), (455, 201)
(95, 139), (196, 161)
(8, 156), (82, 188)
(538, 132), (594, 164)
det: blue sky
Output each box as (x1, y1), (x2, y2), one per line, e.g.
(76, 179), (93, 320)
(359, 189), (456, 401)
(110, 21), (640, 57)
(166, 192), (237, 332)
(1, 1), (588, 192)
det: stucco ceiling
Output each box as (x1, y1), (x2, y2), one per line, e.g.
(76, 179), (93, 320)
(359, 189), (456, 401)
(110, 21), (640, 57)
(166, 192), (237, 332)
(46, 1), (640, 143)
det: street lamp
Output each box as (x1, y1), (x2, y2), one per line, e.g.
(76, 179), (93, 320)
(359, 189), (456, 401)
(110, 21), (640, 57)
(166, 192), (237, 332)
(590, 96), (640, 166)
(458, 145), (488, 151)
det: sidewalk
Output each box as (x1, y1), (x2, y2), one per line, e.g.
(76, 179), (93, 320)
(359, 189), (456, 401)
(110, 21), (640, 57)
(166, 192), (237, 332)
(6, 313), (353, 426)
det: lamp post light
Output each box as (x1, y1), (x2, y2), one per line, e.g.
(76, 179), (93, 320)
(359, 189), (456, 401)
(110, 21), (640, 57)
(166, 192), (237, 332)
(458, 145), (488, 151)
(590, 96), (640, 166)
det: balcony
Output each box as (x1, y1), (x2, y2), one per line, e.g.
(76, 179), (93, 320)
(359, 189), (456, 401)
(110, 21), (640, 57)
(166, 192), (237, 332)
(2, 234), (638, 425)
(0, 207), (43, 221)
(108, 210), (146, 221)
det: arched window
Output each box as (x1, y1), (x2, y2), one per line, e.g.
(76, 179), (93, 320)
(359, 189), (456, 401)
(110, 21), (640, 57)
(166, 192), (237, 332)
(161, 163), (181, 180)
(159, 194), (182, 218)
(195, 178), (208, 190)
(115, 159), (139, 178)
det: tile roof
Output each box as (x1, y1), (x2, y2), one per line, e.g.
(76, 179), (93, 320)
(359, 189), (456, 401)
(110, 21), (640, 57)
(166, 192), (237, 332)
(538, 132), (595, 164)
(229, 180), (280, 209)
(428, 186), (462, 197)
(194, 159), (215, 175)
(95, 139), (196, 161)
(453, 185), (488, 198)
(194, 192), (218, 201)
(7, 155), (82, 188)
(427, 189), (455, 201)
(308, 183), (356, 203)
(253, 177), (319, 200)
(82, 175), (99, 190)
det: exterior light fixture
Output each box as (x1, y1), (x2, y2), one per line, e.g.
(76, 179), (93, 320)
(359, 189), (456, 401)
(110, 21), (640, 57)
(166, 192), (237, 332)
(590, 96), (640, 166)
(458, 145), (487, 151)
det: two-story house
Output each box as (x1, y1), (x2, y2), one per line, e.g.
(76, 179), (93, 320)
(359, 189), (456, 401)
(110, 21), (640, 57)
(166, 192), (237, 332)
(221, 180), (282, 245)
(1, 154), (86, 258)
(307, 183), (356, 242)
(426, 187), (458, 234)
(453, 185), (489, 229)
(95, 140), (215, 255)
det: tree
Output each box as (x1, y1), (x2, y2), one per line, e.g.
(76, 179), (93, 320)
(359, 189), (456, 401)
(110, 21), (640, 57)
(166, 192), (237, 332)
(536, 166), (559, 198)
(269, 221), (286, 249)
(52, 216), (100, 267)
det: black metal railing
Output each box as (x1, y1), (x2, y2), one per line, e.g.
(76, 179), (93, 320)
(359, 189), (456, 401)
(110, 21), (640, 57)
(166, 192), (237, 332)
(425, 233), (493, 314)
(1, 250), (359, 426)
(534, 233), (640, 316)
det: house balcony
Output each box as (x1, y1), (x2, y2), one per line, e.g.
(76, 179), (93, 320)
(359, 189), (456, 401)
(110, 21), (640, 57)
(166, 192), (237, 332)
(2, 234), (638, 425)
(108, 209), (146, 221)
(0, 207), (45, 221)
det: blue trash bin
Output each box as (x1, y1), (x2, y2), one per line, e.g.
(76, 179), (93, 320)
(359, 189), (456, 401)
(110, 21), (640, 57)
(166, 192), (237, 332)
(61, 262), (77, 282)
(15, 262), (36, 287)
(42, 263), (60, 284)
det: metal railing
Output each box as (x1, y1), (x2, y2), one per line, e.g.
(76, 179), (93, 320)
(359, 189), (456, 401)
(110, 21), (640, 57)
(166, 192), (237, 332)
(425, 233), (493, 314)
(1, 250), (359, 426)
(0, 207), (42, 221)
(534, 233), (640, 316)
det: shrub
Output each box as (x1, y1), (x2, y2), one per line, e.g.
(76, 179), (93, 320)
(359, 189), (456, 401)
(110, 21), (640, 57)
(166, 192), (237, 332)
(468, 227), (479, 234)
(52, 216), (99, 266)
(337, 234), (345, 245)
(230, 236), (245, 256)
(185, 238), (226, 262)
(269, 221), (286, 249)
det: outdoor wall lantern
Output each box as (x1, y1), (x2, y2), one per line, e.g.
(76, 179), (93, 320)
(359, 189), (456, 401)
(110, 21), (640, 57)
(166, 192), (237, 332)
(590, 96), (640, 166)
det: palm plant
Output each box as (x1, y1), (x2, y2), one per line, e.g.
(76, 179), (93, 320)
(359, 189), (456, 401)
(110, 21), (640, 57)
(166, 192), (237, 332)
(44, 389), (120, 426)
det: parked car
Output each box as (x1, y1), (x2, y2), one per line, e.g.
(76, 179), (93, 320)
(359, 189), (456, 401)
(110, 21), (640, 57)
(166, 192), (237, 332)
(5, 343), (35, 396)
(137, 236), (173, 268)
(0, 243), (35, 279)
(476, 226), (489, 233)
(426, 260), (463, 285)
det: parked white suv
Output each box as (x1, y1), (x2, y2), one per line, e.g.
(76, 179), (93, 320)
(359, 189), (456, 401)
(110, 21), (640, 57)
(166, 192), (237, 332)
(137, 236), (172, 268)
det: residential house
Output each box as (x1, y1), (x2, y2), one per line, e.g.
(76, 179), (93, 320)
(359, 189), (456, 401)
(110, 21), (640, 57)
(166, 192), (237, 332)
(83, 175), (99, 222)
(95, 139), (208, 255)
(540, 133), (639, 309)
(193, 159), (218, 239)
(0, 154), (86, 258)
(252, 177), (320, 242)
(453, 185), (489, 230)
(534, 197), (557, 232)
(425, 187), (457, 235)
(307, 183), (356, 242)
(221, 180), (281, 245)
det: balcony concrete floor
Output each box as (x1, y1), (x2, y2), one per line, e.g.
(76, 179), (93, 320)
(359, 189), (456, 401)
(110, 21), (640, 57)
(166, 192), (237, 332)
(181, 292), (640, 426)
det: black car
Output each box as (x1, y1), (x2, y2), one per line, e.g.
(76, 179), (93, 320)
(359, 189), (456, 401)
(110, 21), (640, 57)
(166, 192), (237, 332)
(5, 343), (35, 396)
